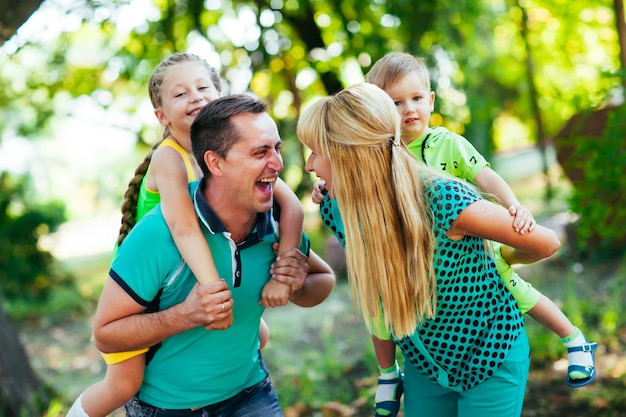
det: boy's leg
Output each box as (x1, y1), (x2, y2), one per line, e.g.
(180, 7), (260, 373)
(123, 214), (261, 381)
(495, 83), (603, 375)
(458, 331), (530, 417)
(492, 244), (542, 315)
(372, 336), (403, 417)
(493, 244), (597, 386)
(527, 296), (596, 384)
(561, 326), (598, 387)
(526, 295), (575, 337)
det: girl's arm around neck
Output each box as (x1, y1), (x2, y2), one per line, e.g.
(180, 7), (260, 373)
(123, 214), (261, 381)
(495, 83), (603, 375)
(151, 147), (220, 284)
(274, 178), (305, 254)
(260, 179), (304, 308)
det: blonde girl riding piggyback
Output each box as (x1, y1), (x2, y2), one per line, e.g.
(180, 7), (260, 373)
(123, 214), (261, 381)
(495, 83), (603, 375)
(67, 53), (303, 417)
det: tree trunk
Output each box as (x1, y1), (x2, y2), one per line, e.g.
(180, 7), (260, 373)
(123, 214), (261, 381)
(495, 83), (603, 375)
(0, 0), (44, 45)
(518, 1), (552, 200)
(0, 306), (42, 415)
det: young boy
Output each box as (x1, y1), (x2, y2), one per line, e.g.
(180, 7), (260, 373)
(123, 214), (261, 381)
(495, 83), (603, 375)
(312, 52), (597, 417)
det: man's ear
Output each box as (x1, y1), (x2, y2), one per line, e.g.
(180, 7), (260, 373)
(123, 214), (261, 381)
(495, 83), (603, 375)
(204, 151), (223, 177)
(154, 108), (169, 127)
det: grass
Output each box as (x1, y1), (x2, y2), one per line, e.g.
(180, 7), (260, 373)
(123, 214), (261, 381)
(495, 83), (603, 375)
(17, 248), (626, 417)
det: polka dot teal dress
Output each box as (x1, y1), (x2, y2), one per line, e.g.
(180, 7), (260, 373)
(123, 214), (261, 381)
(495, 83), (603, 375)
(319, 177), (524, 392)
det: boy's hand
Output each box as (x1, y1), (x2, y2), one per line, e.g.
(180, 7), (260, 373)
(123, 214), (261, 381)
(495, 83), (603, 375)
(311, 181), (326, 204)
(508, 204), (536, 234)
(260, 279), (292, 308)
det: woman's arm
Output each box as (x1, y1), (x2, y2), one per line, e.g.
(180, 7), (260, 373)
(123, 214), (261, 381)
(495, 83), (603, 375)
(150, 147), (220, 284)
(448, 199), (560, 264)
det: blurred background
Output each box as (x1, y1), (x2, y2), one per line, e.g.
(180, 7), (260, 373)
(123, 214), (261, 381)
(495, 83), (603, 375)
(0, 0), (625, 416)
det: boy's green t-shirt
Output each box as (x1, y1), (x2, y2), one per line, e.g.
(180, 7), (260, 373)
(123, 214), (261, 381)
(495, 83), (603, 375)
(406, 126), (489, 182)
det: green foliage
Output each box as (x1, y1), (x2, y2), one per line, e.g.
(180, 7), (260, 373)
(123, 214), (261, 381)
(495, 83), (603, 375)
(0, 171), (71, 306)
(1, 0), (622, 211)
(517, 255), (626, 416)
(567, 105), (626, 258)
(261, 283), (379, 411)
(30, 253), (626, 417)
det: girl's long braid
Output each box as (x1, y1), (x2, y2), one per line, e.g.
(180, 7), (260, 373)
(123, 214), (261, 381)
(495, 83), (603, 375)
(116, 139), (163, 246)
(117, 52), (221, 247)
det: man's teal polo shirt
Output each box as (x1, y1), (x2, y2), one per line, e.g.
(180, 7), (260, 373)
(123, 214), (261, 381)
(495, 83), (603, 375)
(109, 179), (310, 409)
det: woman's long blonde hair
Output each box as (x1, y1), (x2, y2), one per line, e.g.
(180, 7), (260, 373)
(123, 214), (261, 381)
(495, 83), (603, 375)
(297, 83), (438, 338)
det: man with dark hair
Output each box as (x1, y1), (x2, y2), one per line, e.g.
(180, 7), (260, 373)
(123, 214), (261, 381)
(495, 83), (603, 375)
(92, 94), (335, 416)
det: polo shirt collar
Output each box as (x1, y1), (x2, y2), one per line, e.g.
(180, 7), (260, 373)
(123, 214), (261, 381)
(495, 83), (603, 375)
(193, 178), (274, 241)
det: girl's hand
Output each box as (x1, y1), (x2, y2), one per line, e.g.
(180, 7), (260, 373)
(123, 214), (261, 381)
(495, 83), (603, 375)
(508, 204), (536, 235)
(259, 279), (292, 308)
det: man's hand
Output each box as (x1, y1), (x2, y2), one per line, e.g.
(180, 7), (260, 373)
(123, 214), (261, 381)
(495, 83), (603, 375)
(180, 280), (234, 330)
(269, 245), (309, 292)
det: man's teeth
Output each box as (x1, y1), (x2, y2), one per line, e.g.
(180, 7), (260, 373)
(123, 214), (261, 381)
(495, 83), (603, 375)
(259, 178), (276, 183)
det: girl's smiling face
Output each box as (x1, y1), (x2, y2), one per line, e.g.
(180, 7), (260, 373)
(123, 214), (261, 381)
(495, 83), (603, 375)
(154, 62), (221, 140)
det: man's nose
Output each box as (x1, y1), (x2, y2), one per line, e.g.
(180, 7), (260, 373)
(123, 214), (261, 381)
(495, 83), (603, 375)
(268, 149), (284, 171)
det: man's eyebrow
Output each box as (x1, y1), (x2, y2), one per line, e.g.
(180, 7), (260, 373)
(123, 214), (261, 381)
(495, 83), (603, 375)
(251, 140), (283, 151)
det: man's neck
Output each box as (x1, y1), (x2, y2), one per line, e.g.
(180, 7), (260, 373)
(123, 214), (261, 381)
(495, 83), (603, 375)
(203, 185), (257, 244)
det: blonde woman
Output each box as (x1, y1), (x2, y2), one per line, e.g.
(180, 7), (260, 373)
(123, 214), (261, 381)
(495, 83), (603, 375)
(297, 83), (561, 417)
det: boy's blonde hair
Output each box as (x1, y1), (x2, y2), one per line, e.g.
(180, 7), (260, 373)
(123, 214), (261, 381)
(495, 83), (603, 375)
(366, 52), (431, 91)
(297, 83), (439, 338)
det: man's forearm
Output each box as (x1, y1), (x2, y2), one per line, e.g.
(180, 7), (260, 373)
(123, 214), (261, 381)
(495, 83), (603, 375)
(93, 278), (233, 353)
(289, 250), (335, 307)
(93, 302), (196, 353)
(289, 271), (335, 307)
